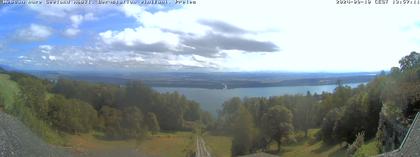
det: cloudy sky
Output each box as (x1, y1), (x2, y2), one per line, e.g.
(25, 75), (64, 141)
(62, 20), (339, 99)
(0, 0), (420, 72)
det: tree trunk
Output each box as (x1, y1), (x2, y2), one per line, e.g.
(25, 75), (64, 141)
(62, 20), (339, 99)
(305, 129), (308, 138)
(276, 140), (281, 152)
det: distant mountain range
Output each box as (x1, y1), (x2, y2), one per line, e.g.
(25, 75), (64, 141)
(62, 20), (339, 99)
(17, 69), (379, 89)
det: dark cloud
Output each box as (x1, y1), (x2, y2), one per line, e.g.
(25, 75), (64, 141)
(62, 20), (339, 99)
(100, 31), (278, 58)
(199, 20), (246, 34)
(179, 33), (279, 57)
(105, 41), (173, 53)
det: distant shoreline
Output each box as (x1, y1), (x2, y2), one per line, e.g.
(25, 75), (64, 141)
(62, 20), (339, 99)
(25, 70), (376, 89)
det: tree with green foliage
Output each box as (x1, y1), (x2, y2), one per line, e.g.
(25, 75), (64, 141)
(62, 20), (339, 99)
(399, 51), (419, 72)
(231, 106), (255, 156)
(217, 97), (242, 133)
(17, 77), (48, 120)
(293, 93), (317, 137)
(184, 101), (201, 121)
(320, 108), (343, 144)
(333, 92), (369, 142)
(145, 112), (160, 134)
(99, 106), (123, 139)
(48, 95), (98, 134)
(121, 106), (146, 138)
(260, 105), (293, 152)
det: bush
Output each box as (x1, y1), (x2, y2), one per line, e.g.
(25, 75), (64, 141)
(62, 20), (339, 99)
(346, 131), (365, 156)
(48, 95), (98, 134)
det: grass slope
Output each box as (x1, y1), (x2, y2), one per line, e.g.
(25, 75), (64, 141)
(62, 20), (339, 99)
(203, 133), (232, 157)
(0, 73), (67, 145)
(0, 74), (19, 110)
(137, 132), (195, 157)
(275, 129), (346, 157)
(67, 131), (196, 157)
(203, 129), (348, 157)
(354, 139), (380, 157)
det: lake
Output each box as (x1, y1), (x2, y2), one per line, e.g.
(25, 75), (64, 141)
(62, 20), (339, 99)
(154, 82), (364, 115)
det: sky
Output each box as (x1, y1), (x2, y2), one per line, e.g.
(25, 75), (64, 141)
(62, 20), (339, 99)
(1, 0), (420, 72)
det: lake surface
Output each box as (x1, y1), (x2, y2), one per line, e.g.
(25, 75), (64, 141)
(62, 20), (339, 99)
(154, 83), (364, 115)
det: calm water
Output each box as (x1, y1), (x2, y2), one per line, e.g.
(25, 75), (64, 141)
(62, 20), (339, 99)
(154, 83), (364, 115)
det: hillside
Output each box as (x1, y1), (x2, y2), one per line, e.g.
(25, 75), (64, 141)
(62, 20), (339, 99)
(0, 74), (19, 110)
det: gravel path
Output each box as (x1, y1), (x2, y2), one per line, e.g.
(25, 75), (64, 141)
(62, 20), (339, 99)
(0, 111), (71, 157)
(196, 136), (211, 157)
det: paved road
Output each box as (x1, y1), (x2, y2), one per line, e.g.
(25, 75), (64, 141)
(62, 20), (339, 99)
(196, 136), (211, 157)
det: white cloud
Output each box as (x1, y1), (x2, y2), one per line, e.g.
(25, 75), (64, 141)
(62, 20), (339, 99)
(15, 24), (52, 41)
(99, 27), (180, 49)
(13, 1), (420, 71)
(70, 15), (84, 28)
(48, 55), (57, 61)
(39, 45), (53, 54)
(64, 13), (96, 37)
(64, 28), (81, 37)
(113, 0), (420, 72)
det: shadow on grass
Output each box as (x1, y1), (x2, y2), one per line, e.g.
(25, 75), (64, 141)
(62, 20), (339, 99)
(328, 147), (346, 157)
(311, 143), (336, 154)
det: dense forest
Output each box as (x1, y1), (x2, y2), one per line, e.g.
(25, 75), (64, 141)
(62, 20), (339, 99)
(213, 52), (420, 156)
(0, 70), (213, 141)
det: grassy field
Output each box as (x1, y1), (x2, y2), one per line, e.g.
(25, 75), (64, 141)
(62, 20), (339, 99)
(203, 133), (232, 157)
(275, 129), (346, 157)
(67, 132), (136, 150)
(0, 74), (20, 110)
(67, 131), (196, 157)
(137, 131), (195, 157)
(202, 129), (379, 157)
(354, 138), (380, 157)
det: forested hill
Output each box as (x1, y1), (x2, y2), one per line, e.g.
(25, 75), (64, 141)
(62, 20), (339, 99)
(213, 52), (420, 156)
(24, 70), (376, 89)
(0, 70), (213, 144)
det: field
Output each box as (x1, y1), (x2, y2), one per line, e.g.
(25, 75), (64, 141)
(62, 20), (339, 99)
(67, 131), (195, 157)
(203, 133), (232, 157)
(137, 132), (195, 157)
(275, 129), (346, 157)
(354, 138), (380, 156)
(203, 129), (380, 157)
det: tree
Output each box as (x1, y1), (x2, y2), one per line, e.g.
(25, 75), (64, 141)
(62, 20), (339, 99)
(184, 101), (201, 121)
(320, 108), (343, 144)
(293, 94), (317, 138)
(48, 95), (98, 134)
(99, 106), (123, 139)
(145, 112), (160, 134)
(17, 77), (48, 119)
(260, 105), (293, 152)
(155, 92), (185, 130)
(399, 51), (419, 71)
(125, 81), (155, 110)
(231, 106), (255, 156)
(121, 106), (146, 138)
(218, 97), (242, 133)
(200, 111), (214, 127)
(333, 93), (369, 142)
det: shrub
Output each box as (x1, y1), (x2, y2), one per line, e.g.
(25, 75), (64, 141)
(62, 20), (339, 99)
(346, 131), (365, 156)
